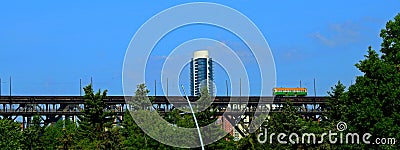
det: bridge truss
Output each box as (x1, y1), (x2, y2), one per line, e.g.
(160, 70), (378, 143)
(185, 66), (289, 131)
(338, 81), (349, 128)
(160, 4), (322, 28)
(0, 96), (328, 131)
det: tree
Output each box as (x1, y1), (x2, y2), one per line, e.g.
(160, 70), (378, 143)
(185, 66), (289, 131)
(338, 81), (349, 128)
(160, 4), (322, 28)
(243, 101), (334, 149)
(121, 110), (149, 149)
(0, 119), (23, 149)
(329, 13), (400, 149)
(326, 81), (347, 123)
(58, 119), (78, 149)
(262, 101), (304, 149)
(22, 115), (44, 149)
(123, 83), (175, 149)
(152, 85), (236, 149)
(76, 84), (116, 149)
(380, 13), (400, 65)
(194, 85), (217, 126)
(40, 119), (78, 150)
(130, 83), (153, 110)
(196, 86), (237, 149)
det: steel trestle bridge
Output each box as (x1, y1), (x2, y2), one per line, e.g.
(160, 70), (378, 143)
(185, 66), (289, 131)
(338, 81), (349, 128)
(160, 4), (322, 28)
(0, 96), (328, 125)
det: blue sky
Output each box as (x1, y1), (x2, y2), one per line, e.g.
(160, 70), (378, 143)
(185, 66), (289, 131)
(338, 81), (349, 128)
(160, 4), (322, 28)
(1, 1), (399, 96)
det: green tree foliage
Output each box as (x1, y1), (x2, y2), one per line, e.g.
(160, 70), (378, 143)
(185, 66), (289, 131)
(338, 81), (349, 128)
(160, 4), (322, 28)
(131, 83), (153, 110)
(262, 101), (304, 149)
(123, 83), (175, 149)
(326, 81), (347, 123)
(121, 110), (173, 149)
(237, 132), (265, 150)
(248, 101), (334, 150)
(76, 84), (116, 149)
(0, 119), (23, 149)
(121, 109), (147, 149)
(22, 115), (44, 149)
(328, 13), (400, 149)
(196, 86), (236, 149)
(193, 85), (217, 126)
(156, 85), (236, 149)
(41, 121), (63, 149)
(40, 119), (78, 149)
(206, 135), (237, 150)
(380, 14), (400, 65)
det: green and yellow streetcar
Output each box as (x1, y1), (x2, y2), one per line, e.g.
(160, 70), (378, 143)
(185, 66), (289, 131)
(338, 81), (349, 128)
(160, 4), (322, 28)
(273, 87), (307, 97)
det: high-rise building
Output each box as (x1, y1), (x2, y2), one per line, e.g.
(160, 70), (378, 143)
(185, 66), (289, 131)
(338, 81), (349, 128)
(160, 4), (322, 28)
(190, 50), (214, 96)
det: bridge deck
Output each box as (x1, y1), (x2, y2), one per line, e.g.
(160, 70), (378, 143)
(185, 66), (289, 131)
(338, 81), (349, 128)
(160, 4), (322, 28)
(0, 96), (328, 119)
(0, 96), (327, 104)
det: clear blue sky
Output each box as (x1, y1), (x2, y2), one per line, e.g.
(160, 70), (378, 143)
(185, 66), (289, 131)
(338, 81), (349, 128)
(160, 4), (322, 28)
(1, 1), (399, 96)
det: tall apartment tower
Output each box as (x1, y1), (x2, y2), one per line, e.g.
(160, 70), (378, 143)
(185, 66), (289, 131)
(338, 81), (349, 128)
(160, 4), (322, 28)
(190, 50), (214, 96)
